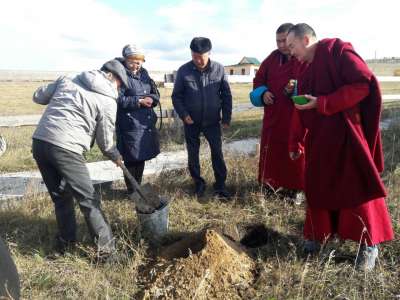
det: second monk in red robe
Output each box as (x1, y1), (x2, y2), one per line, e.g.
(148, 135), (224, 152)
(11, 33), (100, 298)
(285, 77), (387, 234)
(253, 23), (305, 198)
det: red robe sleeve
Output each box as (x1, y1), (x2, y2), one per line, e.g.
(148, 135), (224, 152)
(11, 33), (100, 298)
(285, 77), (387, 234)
(317, 83), (369, 115)
(316, 48), (372, 115)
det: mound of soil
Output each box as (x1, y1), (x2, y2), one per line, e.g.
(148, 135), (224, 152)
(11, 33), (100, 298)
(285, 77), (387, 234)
(141, 229), (255, 299)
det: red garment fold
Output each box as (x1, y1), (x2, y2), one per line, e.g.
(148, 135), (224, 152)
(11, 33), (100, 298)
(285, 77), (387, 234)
(304, 198), (394, 246)
(293, 38), (387, 209)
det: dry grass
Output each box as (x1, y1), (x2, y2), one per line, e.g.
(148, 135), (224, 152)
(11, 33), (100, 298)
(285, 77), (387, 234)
(1, 147), (399, 299)
(0, 80), (399, 299)
(380, 81), (400, 96)
(0, 126), (37, 172)
(368, 62), (400, 76)
(0, 109), (264, 173)
(0, 64), (399, 115)
(230, 82), (253, 104)
(0, 82), (252, 116)
(0, 82), (45, 116)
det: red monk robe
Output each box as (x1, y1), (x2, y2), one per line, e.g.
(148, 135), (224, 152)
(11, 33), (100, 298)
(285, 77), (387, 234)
(254, 50), (305, 190)
(290, 38), (393, 246)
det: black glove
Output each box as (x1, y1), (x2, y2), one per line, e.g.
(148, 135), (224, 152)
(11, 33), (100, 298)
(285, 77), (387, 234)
(124, 88), (137, 96)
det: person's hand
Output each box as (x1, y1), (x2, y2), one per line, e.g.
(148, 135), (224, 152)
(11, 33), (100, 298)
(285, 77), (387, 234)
(222, 123), (230, 129)
(139, 97), (153, 107)
(184, 115), (194, 125)
(263, 91), (275, 105)
(295, 94), (317, 110)
(113, 156), (123, 167)
(284, 79), (297, 95)
(289, 150), (303, 160)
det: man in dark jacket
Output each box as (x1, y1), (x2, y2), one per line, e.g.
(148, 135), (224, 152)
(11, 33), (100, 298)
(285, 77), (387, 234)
(172, 37), (232, 198)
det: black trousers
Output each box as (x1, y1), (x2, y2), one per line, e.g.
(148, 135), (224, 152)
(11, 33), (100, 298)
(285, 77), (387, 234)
(32, 139), (115, 253)
(184, 123), (227, 190)
(123, 160), (145, 193)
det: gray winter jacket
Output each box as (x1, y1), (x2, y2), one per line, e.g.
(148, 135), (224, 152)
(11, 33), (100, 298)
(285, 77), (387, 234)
(32, 70), (120, 161)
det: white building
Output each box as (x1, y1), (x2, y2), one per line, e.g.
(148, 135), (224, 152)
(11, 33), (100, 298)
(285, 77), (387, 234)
(224, 57), (261, 76)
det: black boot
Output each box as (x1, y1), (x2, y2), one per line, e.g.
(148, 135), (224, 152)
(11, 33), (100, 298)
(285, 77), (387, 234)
(194, 180), (206, 197)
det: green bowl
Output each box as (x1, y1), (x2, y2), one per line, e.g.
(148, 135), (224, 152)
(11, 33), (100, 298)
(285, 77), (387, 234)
(291, 95), (309, 105)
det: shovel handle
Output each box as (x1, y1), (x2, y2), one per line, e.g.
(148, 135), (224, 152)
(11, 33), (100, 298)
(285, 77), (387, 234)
(120, 164), (147, 201)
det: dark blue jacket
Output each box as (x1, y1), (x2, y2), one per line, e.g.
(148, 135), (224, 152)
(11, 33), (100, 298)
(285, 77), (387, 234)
(116, 64), (160, 162)
(172, 60), (232, 127)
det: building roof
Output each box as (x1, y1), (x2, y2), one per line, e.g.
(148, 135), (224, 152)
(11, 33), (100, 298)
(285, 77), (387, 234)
(239, 57), (260, 65)
(224, 56), (261, 67)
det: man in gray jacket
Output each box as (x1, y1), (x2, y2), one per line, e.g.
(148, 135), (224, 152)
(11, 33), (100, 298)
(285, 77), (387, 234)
(32, 60), (127, 259)
(172, 37), (232, 198)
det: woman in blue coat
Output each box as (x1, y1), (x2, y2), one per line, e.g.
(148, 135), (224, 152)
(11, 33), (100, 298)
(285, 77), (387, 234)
(117, 44), (160, 194)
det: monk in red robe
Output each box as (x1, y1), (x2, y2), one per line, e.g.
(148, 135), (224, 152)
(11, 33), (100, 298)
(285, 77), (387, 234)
(253, 23), (305, 199)
(286, 23), (393, 271)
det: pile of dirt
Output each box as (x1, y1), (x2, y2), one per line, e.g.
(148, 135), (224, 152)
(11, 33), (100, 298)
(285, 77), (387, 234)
(141, 229), (255, 299)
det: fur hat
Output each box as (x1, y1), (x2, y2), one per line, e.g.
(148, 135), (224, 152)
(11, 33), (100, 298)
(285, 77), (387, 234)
(190, 37), (212, 54)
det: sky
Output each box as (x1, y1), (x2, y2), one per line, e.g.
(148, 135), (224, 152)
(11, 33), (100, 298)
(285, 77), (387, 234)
(0, 0), (398, 71)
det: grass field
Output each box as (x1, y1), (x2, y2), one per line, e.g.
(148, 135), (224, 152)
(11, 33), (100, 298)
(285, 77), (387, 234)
(380, 81), (400, 95)
(0, 108), (264, 173)
(0, 80), (399, 299)
(368, 62), (400, 76)
(0, 81), (261, 173)
(0, 82), (46, 116)
(0, 82), (253, 116)
(1, 122), (399, 299)
(1, 80), (398, 116)
(1, 81), (399, 119)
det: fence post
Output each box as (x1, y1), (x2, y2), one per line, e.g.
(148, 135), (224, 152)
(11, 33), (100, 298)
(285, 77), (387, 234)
(171, 110), (184, 142)
(0, 135), (6, 157)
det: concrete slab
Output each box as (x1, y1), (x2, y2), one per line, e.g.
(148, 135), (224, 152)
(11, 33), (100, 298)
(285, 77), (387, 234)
(0, 115), (41, 127)
(0, 139), (259, 200)
(224, 138), (258, 155)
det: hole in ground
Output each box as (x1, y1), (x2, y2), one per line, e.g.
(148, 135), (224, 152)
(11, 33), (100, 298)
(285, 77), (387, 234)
(239, 224), (270, 248)
(160, 231), (207, 260)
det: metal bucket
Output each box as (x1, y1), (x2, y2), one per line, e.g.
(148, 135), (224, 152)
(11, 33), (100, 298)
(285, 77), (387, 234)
(137, 197), (169, 245)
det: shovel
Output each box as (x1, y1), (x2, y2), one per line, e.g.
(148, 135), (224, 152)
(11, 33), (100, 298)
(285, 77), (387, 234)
(120, 164), (162, 214)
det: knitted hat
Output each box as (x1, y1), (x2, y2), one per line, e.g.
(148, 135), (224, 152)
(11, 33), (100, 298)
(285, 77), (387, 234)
(101, 59), (129, 88)
(190, 37), (212, 54)
(122, 44), (145, 61)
